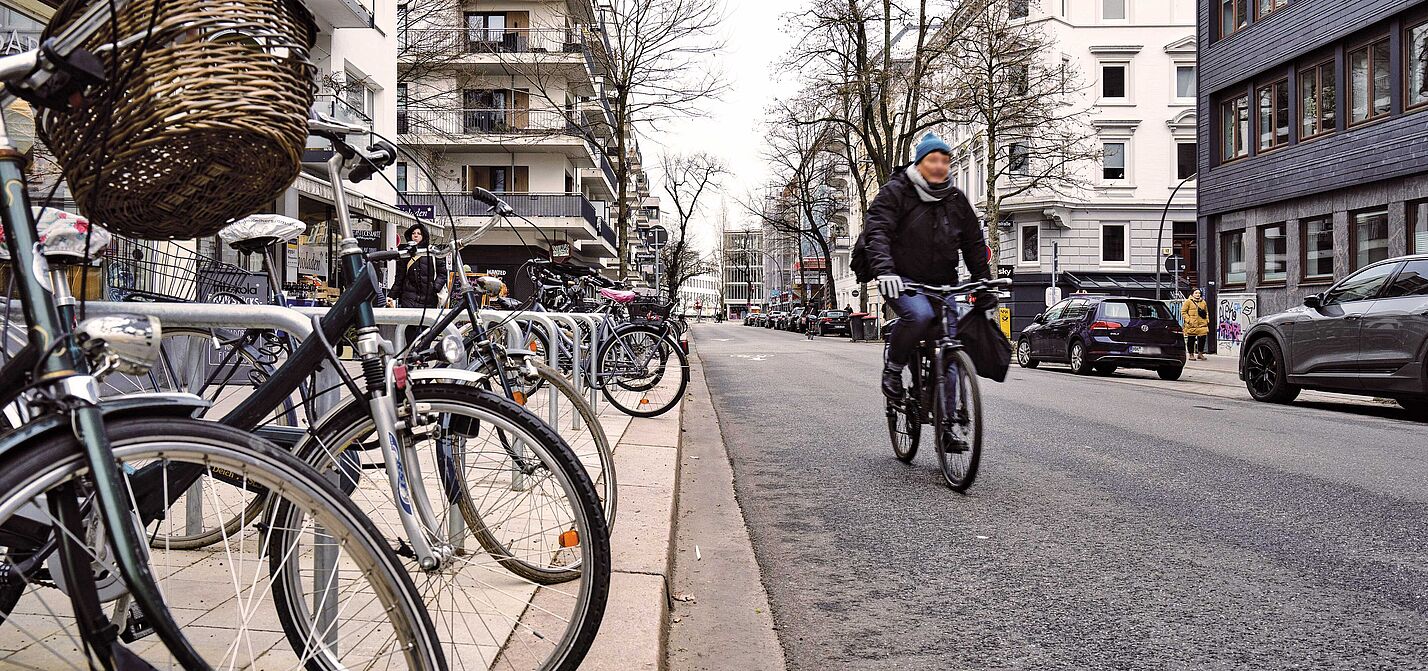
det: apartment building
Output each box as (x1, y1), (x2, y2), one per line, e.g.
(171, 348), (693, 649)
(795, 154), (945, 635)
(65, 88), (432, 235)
(722, 228), (765, 319)
(396, 0), (637, 295)
(944, 0), (1198, 334)
(674, 273), (721, 318)
(1198, 0), (1428, 325)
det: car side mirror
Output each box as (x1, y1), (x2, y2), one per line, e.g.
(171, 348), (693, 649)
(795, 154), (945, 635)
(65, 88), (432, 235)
(1033, 313), (1045, 324)
(1303, 294), (1323, 309)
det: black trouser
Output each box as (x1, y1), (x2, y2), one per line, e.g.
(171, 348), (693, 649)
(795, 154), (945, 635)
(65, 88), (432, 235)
(1186, 335), (1205, 354)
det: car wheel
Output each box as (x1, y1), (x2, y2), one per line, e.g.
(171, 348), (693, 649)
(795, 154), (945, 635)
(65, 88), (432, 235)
(1094, 364), (1117, 376)
(1243, 338), (1300, 403)
(1157, 366), (1183, 381)
(1397, 397), (1428, 422)
(1016, 338), (1038, 368)
(1068, 342), (1091, 375)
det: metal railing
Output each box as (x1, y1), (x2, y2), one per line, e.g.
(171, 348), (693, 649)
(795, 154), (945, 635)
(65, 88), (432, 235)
(399, 27), (585, 55)
(401, 191), (600, 230)
(399, 107), (578, 136)
(597, 218), (616, 248)
(596, 151), (617, 189)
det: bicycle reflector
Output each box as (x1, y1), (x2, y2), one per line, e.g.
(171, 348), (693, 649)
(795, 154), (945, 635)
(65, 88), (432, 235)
(559, 529), (580, 548)
(393, 364), (409, 390)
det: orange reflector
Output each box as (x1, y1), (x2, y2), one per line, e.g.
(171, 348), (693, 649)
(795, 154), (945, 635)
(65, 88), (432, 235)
(639, 398), (650, 405)
(512, 391), (527, 406)
(559, 529), (579, 548)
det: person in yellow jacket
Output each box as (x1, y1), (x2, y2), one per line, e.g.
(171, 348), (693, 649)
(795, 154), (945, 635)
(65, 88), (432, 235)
(1181, 289), (1210, 360)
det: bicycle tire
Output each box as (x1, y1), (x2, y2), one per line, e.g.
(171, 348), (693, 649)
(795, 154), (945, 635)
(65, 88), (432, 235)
(596, 326), (688, 418)
(139, 327), (299, 549)
(294, 382), (611, 670)
(933, 348), (983, 492)
(500, 361), (617, 531)
(888, 397), (920, 463)
(0, 417), (446, 669)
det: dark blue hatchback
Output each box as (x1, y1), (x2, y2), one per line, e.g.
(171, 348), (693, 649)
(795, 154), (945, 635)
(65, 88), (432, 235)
(1015, 296), (1188, 380)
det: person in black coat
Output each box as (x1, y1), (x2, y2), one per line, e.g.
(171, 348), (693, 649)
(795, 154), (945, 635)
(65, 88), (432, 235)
(388, 223), (447, 346)
(865, 132), (992, 400)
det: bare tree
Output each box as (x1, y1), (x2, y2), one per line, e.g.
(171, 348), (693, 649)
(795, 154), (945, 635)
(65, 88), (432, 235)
(658, 152), (724, 302)
(946, 1), (1100, 266)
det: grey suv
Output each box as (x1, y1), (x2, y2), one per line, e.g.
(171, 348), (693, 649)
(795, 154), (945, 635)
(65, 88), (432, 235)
(1240, 254), (1428, 418)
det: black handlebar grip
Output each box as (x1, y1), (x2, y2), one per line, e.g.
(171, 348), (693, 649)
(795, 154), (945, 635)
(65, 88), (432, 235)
(348, 140), (397, 183)
(367, 249), (402, 262)
(471, 187), (500, 207)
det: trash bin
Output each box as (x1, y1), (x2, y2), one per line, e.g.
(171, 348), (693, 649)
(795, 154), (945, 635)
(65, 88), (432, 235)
(849, 313), (879, 342)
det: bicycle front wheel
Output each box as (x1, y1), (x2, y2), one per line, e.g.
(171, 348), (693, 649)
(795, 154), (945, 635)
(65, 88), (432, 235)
(0, 417), (445, 669)
(932, 348), (983, 492)
(596, 326), (689, 418)
(296, 382), (611, 670)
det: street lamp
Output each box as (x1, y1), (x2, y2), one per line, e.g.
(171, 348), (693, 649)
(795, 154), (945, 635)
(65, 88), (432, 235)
(1155, 172), (1197, 300)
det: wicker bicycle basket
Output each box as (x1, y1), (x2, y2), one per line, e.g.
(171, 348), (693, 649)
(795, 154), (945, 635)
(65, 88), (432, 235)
(39, 0), (317, 240)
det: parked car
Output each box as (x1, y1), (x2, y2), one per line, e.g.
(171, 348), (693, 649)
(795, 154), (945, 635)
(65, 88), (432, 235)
(764, 311), (787, 329)
(744, 313), (764, 326)
(1239, 254), (1428, 418)
(811, 309), (851, 336)
(1017, 295), (1187, 379)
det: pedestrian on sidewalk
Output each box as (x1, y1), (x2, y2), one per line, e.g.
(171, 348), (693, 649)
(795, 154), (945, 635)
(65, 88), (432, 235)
(388, 222), (447, 347)
(1181, 289), (1209, 360)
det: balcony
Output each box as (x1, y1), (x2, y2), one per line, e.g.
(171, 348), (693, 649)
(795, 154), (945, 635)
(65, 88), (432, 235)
(399, 107), (596, 163)
(400, 191), (602, 234)
(399, 27), (585, 57)
(313, 94), (373, 131)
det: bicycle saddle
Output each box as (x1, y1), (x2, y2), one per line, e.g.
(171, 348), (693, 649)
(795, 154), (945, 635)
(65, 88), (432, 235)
(2, 207), (113, 265)
(220, 214), (307, 254)
(599, 288), (637, 304)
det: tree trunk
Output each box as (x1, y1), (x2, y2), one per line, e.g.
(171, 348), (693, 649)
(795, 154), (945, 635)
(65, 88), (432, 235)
(983, 132), (1001, 279)
(614, 96), (630, 280)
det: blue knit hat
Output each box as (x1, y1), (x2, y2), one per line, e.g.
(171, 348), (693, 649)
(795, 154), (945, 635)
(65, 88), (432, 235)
(914, 132), (952, 164)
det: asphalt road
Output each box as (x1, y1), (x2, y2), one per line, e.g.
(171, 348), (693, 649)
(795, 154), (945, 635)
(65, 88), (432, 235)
(692, 322), (1428, 671)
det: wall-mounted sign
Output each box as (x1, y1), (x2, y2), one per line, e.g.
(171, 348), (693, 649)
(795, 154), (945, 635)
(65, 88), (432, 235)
(551, 243), (571, 259)
(397, 204), (434, 220)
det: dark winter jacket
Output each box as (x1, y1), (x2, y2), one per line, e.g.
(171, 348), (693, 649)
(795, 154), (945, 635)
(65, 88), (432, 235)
(391, 251), (447, 308)
(863, 166), (992, 285)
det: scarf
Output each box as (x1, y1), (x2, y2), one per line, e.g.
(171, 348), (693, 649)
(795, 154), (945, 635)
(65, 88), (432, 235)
(905, 165), (954, 203)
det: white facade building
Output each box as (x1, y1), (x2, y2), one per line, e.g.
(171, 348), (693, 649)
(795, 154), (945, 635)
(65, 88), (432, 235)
(722, 228), (765, 319)
(944, 0), (1197, 334)
(674, 274), (721, 318)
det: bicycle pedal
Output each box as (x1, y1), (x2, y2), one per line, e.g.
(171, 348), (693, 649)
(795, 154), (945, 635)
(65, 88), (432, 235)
(119, 601), (155, 643)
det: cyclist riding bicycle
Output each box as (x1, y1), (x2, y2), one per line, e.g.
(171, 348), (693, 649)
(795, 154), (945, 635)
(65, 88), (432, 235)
(856, 132), (997, 400)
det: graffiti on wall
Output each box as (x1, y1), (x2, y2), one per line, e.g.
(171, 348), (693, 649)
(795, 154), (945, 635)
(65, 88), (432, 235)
(1217, 293), (1258, 352)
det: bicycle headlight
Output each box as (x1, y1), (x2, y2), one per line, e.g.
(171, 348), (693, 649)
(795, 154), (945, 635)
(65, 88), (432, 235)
(437, 334), (465, 365)
(75, 314), (162, 378)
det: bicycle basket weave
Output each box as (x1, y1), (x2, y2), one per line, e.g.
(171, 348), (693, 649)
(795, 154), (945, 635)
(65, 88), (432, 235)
(630, 297), (674, 322)
(39, 0), (317, 240)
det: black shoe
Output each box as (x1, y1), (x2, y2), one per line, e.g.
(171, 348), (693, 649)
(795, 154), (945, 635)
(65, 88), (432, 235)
(882, 365), (905, 400)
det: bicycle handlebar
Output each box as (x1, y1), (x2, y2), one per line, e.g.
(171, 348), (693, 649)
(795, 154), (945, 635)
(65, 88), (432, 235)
(471, 187), (515, 215)
(903, 277), (1012, 295)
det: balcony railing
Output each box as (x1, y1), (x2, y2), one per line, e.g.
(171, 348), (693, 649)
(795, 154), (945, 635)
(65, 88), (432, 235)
(399, 27), (584, 55)
(400, 192), (599, 231)
(313, 94), (373, 131)
(597, 217), (616, 247)
(399, 108), (578, 137)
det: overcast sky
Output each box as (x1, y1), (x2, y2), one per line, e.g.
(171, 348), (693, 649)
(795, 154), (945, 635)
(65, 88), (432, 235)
(644, 0), (796, 253)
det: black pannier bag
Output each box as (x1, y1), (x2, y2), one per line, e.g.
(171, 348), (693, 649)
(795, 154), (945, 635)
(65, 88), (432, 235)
(956, 307), (1012, 383)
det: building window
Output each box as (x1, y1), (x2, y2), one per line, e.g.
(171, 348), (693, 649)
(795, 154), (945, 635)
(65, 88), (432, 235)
(1259, 223), (1287, 283)
(1408, 20), (1428, 111)
(1176, 65), (1197, 99)
(1009, 143), (1029, 175)
(1411, 200), (1428, 254)
(1101, 223), (1128, 264)
(1220, 0), (1248, 39)
(396, 162), (408, 192)
(1009, 64), (1030, 96)
(1255, 0), (1288, 21)
(1257, 79), (1290, 151)
(1101, 64), (1127, 99)
(1302, 216), (1334, 280)
(1348, 37), (1391, 126)
(1021, 224), (1039, 263)
(1010, 0), (1029, 19)
(1222, 230), (1247, 285)
(1299, 60), (1336, 139)
(1101, 142), (1127, 180)
(1220, 94), (1250, 161)
(1102, 0), (1126, 21)
(1176, 142), (1197, 180)
(1353, 208), (1390, 269)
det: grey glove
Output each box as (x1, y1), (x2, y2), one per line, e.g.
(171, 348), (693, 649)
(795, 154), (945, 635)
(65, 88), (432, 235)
(878, 275), (905, 299)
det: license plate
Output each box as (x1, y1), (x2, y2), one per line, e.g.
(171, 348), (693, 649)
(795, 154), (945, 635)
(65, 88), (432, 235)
(1130, 346), (1159, 355)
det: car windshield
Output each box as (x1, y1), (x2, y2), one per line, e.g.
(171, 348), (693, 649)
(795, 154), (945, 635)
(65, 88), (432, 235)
(1100, 300), (1174, 321)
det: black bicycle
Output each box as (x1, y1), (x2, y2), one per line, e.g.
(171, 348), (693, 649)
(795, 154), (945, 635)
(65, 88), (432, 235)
(885, 278), (1011, 492)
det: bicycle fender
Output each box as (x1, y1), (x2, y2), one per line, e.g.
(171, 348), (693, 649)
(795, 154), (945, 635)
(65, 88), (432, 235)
(0, 393), (210, 462)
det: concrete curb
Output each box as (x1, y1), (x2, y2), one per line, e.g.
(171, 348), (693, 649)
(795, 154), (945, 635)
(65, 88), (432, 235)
(579, 358), (688, 670)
